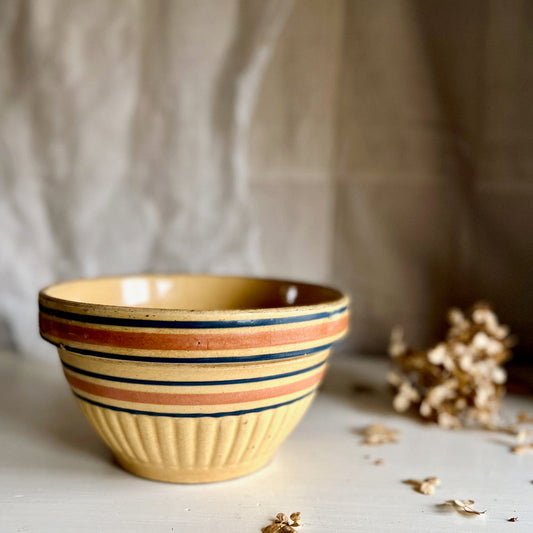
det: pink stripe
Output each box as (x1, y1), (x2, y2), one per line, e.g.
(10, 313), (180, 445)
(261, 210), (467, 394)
(65, 369), (325, 406)
(40, 314), (348, 351)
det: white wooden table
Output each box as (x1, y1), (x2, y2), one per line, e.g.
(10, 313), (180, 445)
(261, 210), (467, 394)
(1, 348), (532, 532)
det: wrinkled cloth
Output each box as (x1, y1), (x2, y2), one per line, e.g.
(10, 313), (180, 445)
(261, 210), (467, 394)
(0, 0), (532, 359)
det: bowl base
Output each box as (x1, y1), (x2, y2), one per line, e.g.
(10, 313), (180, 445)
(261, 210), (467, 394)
(115, 453), (274, 483)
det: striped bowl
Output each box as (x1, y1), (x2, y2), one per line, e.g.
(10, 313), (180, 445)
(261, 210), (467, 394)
(39, 275), (349, 483)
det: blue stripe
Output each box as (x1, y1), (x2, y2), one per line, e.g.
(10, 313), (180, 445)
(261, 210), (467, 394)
(61, 359), (326, 386)
(39, 303), (347, 329)
(58, 341), (336, 363)
(72, 389), (317, 418)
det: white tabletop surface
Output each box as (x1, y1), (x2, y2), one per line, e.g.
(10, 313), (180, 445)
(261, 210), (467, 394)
(1, 348), (532, 533)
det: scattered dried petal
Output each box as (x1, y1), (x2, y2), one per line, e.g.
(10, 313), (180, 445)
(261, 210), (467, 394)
(289, 513), (301, 526)
(362, 424), (399, 445)
(419, 481), (435, 495)
(511, 443), (533, 455)
(445, 500), (486, 515)
(374, 459), (384, 466)
(508, 517), (518, 522)
(262, 512), (301, 533)
(403, 477), (441, 495)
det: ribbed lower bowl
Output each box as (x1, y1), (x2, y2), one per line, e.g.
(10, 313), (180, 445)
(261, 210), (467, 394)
(76, 392), (315, 483)
(57, 343), (330, 483)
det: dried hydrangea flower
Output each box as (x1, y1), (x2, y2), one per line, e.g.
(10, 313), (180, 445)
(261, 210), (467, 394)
(361, 424), (399, 445)
(445, 500), (486, 515)
(262, 512), (301, 533)
(403, 477), (441, 495)
(388, 303), (512, 429)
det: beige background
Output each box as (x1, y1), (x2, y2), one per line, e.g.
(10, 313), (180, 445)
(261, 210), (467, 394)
(1, 0), (532, 358)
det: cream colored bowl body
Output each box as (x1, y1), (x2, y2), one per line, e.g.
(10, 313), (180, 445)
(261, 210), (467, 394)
(39, 275), (349, 483)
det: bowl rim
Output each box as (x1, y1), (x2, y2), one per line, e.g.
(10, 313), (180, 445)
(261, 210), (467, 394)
(39, 273), (349, 319)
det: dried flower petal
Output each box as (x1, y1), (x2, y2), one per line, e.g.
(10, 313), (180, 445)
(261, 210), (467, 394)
(511, 443), (533, 455)
(448, 308), (466, 325)
(508, 517), (518, 522)
(262, 512), (301, 533)
(428, 344), (447, 365)
(472, 332), (490, 350)
(281, 527), (296, 533)
(276, 514), (289, 524)
(472, 308), (492, 325)
(289, 513), (301, 526)
(362, 424), (399, 445)
(392, 380), (421, 413)
(419, 481), (435, 495)
(445, 500), (486, 515)
(491, 366), (507, 384)
(419, 401), (432, 417)
(403, 476), (441, 495)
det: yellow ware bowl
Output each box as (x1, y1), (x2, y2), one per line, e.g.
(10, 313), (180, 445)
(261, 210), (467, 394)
(39, 275), (349, 483)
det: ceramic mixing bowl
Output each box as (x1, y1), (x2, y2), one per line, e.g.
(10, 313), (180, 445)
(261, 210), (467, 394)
(39, 275), (349, 483)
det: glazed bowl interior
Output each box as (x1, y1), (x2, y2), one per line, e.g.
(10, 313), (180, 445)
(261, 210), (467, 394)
(41, 275), (344, 312)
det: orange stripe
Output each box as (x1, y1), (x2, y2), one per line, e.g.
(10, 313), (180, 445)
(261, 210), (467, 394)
(64, 369), (325, 406)
(40, 314), (348, 351)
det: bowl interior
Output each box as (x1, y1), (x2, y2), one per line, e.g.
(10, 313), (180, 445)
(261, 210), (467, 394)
(41, 275), (344, 311)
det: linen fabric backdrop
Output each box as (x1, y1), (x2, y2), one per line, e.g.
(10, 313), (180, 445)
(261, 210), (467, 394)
(1, 0), (532, 359)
